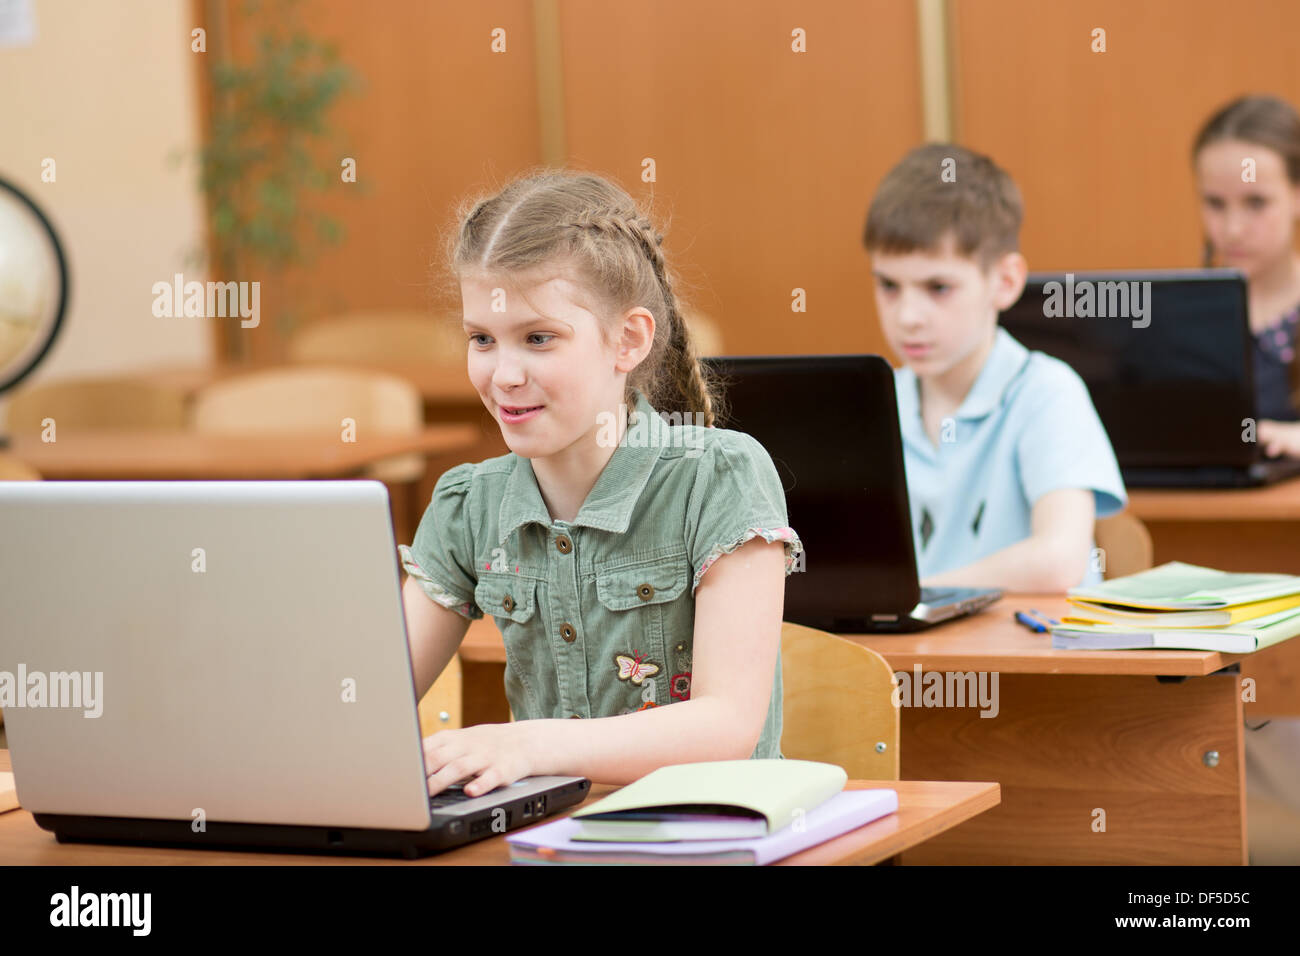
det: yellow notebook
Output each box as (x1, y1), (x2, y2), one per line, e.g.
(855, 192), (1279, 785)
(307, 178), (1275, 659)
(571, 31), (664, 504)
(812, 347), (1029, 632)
(1051, 603), (1300, 653)
(1065, 592), (1300, 628)
(569, 759), (846, 841)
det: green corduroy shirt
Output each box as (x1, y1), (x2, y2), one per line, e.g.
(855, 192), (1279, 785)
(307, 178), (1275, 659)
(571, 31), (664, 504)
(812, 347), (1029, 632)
(398, 387), (804, 758)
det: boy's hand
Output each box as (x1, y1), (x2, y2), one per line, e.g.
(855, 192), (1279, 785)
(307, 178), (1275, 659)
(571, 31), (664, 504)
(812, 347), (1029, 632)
(423, 722), (536, 798)
(1257, 419), (1300, 459)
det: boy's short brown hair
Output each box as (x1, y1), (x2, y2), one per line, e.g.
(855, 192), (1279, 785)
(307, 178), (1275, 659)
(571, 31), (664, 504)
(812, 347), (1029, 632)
(863, 143), (1023, 268)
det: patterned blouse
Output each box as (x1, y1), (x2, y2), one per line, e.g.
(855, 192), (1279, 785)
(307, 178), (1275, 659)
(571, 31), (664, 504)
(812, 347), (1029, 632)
(1254, 303), (1300, 422)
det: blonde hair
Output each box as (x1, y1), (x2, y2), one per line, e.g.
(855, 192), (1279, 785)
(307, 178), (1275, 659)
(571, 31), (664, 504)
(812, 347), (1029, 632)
(443, 169), (720, 426)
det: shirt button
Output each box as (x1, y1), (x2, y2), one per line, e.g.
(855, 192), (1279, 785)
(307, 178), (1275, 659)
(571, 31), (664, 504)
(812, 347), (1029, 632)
(636, 583), (655, 601)
(560, 622), (576, 642)
(502, 594), (515, 613)
(555, 534), (572, 554)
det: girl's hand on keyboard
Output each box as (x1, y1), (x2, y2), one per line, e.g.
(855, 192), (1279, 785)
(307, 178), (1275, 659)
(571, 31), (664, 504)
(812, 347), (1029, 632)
(422, 722), (534, 798)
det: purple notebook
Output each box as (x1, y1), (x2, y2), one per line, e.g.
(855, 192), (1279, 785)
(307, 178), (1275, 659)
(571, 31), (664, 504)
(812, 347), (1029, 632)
(507, 789), (899, 865)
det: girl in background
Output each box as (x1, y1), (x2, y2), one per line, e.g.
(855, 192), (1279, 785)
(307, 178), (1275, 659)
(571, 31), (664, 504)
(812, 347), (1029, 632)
(1194, 94), (1300, 455)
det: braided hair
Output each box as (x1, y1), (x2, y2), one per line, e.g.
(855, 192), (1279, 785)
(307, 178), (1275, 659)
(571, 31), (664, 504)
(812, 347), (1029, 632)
(444, 169), (721, 426)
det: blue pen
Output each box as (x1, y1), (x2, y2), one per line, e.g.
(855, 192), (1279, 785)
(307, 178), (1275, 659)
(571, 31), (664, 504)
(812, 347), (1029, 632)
(1029, 608), (1060, 627)
(1013, 610), (1046, 634)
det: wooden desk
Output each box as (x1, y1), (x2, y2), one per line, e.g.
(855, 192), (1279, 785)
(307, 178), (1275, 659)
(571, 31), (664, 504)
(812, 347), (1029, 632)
(5, 426), (477, 480)
(1128, 478), (1300, 571)
(1127, 483), (1300, 717)
(0, 753), (998, 866)
(458, 595), (1256, 864)
(5, 425), (480, 545)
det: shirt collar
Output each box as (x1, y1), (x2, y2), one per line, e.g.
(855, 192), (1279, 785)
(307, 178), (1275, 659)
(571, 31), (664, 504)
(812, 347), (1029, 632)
(956, 326), (1029, 419)
(896, 326), (1029, 428)
(497, 388), (667, 543)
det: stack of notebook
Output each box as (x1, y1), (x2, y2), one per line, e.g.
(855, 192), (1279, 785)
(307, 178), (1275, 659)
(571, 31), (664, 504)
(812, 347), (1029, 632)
(1050, 561), (1300, 652)
(506, 759), (897, 865)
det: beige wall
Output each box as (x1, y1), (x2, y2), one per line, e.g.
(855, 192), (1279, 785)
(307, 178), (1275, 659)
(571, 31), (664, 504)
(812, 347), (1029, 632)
(0, 0), (210, 420)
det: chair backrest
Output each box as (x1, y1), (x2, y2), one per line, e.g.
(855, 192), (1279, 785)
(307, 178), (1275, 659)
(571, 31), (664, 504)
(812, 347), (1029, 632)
(0, 455), (41, 481)
(780, 621), (900, 780)
(287, 311), (464, 366)
(193, 366), (421, 433)
(4, 378), (189, 435)
(1094, 511), (1153, 580)
(192, 366), (425, 482)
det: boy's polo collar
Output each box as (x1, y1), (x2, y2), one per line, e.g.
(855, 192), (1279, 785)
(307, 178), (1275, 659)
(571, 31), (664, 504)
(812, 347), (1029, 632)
(896, 326), (1030, 429)
(497, 388), (667, 543)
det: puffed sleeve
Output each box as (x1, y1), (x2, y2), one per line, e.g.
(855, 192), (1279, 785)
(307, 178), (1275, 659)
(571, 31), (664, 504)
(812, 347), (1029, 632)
(1015, 360), (1128, 519)
(397, 463), (483, 620)
(684, 430), (805, 596)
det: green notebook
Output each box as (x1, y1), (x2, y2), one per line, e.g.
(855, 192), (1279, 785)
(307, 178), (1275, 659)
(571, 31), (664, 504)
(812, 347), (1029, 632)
(1067, 561), (1300, 611)
(569, 759), (847, 842)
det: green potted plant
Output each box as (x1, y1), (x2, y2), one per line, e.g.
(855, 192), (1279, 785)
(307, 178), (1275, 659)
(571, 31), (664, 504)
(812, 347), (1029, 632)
(187, 0), (359, 362)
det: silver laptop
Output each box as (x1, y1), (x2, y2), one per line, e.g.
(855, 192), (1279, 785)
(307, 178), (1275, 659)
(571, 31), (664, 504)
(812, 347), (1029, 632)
(0, 480), (587, 858)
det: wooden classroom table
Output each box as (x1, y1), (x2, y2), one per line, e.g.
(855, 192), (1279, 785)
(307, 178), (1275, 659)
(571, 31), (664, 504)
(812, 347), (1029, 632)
(4, 424), (482, 546)
(1128, 481), (1300, 718)
(0, 753), (999, 866)
(457, 594), (1260, 865)
(5, 425), (479, 480)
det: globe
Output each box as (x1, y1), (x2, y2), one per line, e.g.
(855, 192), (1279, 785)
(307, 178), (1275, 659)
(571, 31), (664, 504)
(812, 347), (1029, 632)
(0, 176), (68, 404)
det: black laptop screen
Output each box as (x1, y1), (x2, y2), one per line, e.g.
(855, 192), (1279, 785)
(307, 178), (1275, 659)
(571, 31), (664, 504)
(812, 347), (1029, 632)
(998, 270), (1255, 469)
(702, 355), (920, 630)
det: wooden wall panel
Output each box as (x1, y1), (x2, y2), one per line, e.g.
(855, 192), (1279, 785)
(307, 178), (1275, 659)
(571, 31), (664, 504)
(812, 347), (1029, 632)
(200, 0), (541, 362)
(201, 1), (923, 362)
(952, 0), (1300, 272)
(558, 0), (924, 357)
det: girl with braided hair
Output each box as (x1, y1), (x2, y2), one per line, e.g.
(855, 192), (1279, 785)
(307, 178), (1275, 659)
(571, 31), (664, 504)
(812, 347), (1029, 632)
(398, 170), (804, 797)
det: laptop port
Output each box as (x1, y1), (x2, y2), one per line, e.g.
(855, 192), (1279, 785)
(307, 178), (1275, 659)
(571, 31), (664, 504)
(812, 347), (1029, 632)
(327, 829), (344, 846)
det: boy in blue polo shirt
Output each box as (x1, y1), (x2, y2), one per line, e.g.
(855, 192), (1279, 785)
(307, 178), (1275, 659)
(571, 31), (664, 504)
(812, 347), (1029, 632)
(863, 143), (1126, 590)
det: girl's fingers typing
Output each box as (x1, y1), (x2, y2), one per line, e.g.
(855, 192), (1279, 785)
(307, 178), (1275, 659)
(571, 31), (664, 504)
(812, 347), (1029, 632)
(465, 768), (501, 797)
(427, 752), (489, 797)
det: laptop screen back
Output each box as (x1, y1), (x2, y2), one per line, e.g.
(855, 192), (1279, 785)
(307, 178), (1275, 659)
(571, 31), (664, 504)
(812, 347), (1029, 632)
(0, 481), (433, 830)
(703, 354), (920, 630)
(998, 270), (1255, 469)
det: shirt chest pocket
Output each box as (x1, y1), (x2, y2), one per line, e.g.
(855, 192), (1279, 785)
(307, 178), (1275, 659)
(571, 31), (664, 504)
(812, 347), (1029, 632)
(594, 555), (690, 611)
(474, 573), (540, 626)
(592, 554), (691, 709)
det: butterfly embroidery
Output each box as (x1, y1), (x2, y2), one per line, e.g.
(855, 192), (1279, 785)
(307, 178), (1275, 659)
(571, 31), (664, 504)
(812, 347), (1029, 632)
(614, 651), (660, 685)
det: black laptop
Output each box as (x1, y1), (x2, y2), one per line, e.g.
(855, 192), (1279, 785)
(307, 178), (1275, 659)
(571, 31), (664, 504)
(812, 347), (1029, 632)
(999, 268), (1300, 488)
(703, 354), (1001, 632)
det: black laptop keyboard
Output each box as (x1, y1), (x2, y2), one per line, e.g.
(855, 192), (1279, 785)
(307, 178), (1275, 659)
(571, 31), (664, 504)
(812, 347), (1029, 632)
(429, 784), (473, 809)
